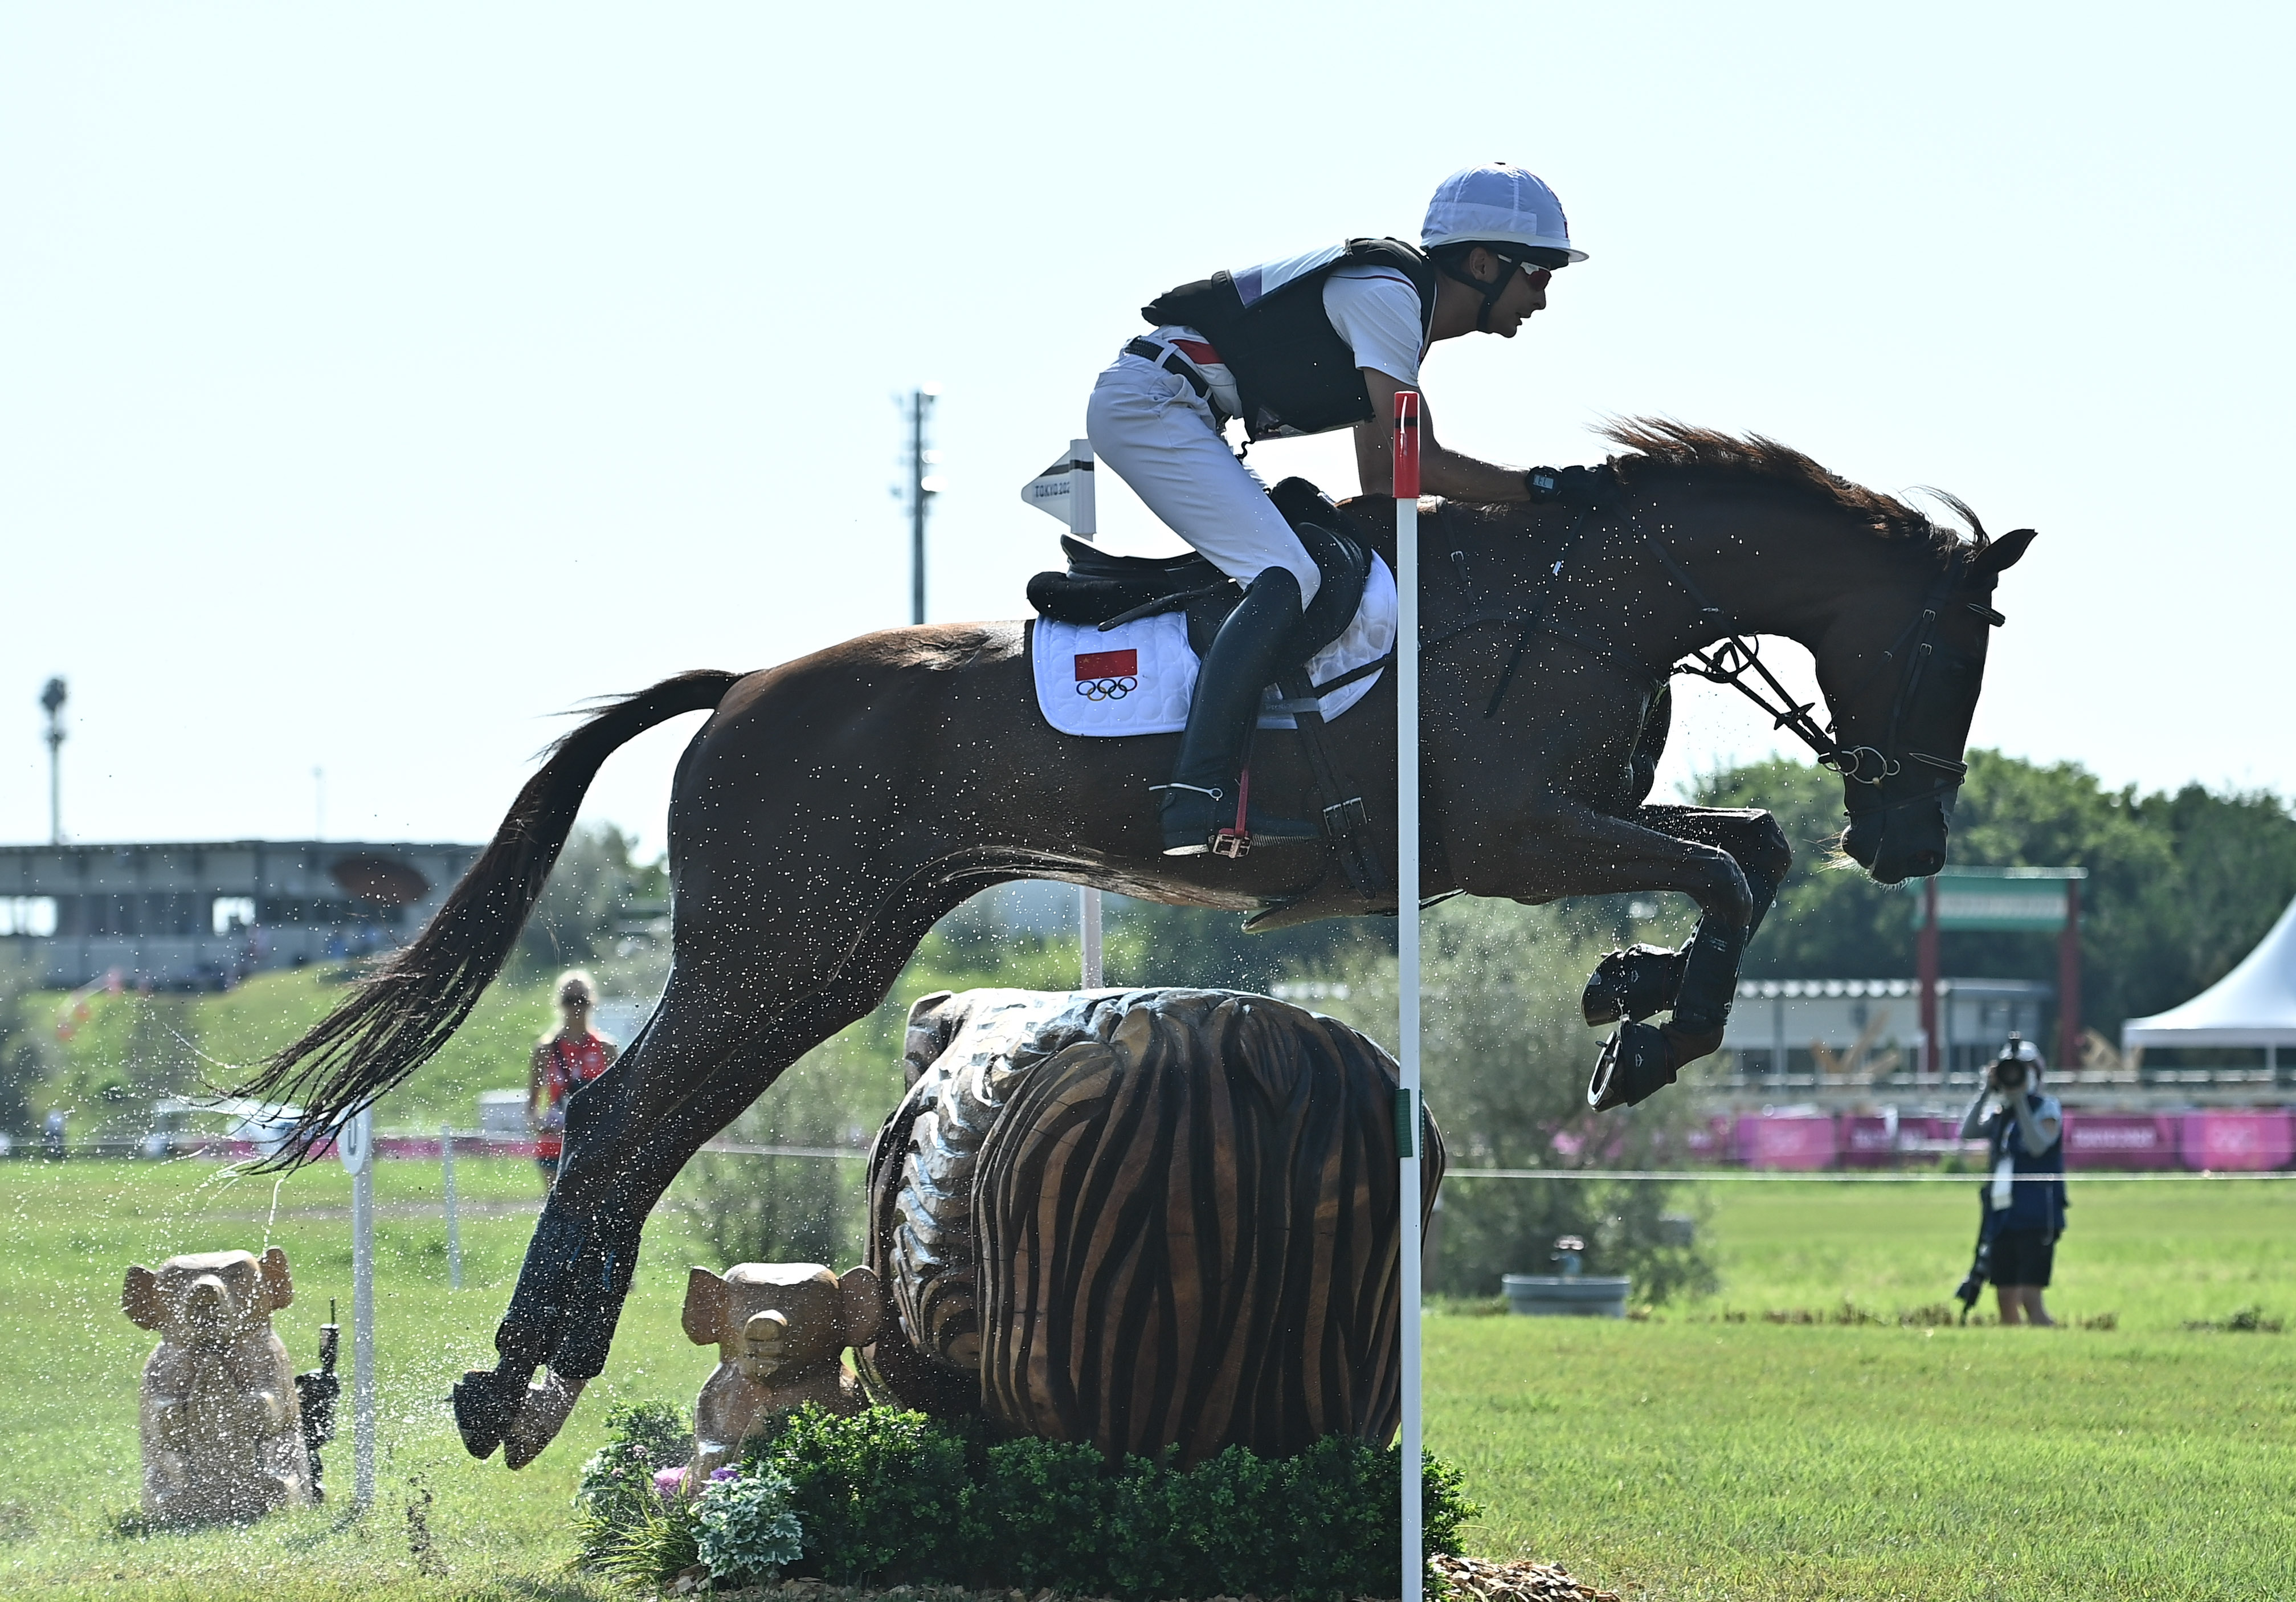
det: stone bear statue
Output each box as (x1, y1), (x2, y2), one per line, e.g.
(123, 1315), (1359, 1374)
(122, 1247), (311, 1522)
(681, 1262), (881, 1479)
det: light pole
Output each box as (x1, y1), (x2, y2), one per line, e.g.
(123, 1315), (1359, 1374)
(39, 678), (66, 846)
(895, 383), (932, 619)
(908, 385), (942, 625)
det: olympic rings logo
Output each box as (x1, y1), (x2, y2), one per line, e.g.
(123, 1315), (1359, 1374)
(1076, 676), (1138, 702)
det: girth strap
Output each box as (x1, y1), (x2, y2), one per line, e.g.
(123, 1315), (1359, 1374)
(1276, 662), (1386, 900)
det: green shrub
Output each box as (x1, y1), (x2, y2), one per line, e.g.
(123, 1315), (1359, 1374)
(758, 1404), (980, 1585)
(574, 1400), (1479, 1600)
(571, 1401), (697, 1575)
(693, 1466), (804, 1585)
(584, 1485), (701, 1592)
(743, 1406), (1477, 1601)
(977, 1436), (1109, 1588)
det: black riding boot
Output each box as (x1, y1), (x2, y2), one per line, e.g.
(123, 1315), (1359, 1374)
(1158, 566), (1314, 856)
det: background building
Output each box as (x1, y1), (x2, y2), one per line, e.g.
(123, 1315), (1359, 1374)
(1718, 976), (2054, 1088)
(0, 839), (479, 989)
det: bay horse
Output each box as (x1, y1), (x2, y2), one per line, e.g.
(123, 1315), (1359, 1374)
(235, 419), (2034, 1467)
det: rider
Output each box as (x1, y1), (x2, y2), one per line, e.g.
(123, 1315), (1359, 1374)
(1086, 161), (1586, 856)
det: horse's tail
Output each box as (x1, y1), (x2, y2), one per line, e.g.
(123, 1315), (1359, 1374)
(234, 668), (745, 1165)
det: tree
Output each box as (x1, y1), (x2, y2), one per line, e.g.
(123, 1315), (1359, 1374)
(1318, 898), (1716, 1304)
(1692, 752), (2296, 1043)
(0, 952), (55, 1136)
(513, 822), (671, 979)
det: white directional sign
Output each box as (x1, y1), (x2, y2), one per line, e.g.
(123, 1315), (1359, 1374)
(335, 1104), (372, 1175)
(1020, 439), (1096, 537)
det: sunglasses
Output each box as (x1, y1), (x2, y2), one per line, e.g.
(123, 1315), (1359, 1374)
(1490, 255), (1551, 293)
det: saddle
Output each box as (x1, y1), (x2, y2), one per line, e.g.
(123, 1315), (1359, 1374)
(1026, 478), (1386, 899)
(1025, 478), (1372, 666)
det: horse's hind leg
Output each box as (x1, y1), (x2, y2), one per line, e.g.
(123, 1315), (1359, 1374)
(455, 884), (970, 1466)
(452, 964), (757, 1463)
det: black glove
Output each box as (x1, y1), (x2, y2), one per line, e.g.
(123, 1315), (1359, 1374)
(1525, 464), (1622, 511)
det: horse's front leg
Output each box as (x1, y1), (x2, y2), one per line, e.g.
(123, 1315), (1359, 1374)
(1579, 805), (1793, 1031)
(1458, 798), (1758, 1109)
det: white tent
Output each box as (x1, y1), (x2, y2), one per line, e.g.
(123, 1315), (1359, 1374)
(2122, 894), (2296, 1069)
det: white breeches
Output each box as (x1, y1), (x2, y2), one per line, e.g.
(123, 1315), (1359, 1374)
(1085, 349), (1322, 608)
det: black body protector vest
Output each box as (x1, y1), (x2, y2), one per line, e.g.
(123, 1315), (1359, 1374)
(1141, 237), (1440, 442)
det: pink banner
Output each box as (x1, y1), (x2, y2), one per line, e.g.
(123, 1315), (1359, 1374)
(1734, 1113), (1838, 1170)
(2178, 1111), (2295, 1172)
(1831, 1114), (1972, 1167)
(1835, 1115), (1899, 1167)
(2061, 1112), (2179, 1169)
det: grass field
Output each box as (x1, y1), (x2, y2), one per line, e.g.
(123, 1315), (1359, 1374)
(0, 1160), (2287, 1600)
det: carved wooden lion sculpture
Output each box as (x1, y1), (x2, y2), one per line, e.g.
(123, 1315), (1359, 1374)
(861, 987), (1442, 1464)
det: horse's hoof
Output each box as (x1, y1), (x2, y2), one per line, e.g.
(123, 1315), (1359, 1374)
(452, 1367), (522, 1460)
(501, 1369), (586, 1470)
(1588, 1022), (1678, 1111)
(1581, 943), (1688, 1026)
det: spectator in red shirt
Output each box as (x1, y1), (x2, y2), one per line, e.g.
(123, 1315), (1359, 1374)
(529, 969), (619, 1187)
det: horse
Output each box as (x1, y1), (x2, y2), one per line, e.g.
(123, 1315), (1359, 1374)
(234, 418), (2034, 1467)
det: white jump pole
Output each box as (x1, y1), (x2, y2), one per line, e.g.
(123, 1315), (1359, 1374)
(1078, 886), (1104, 989)
(441, 1123), (463, 1291)
(1393, 390), (1424, 1602)
(336, 1105), (377, 1503)
(1066, 435), (1107, 992)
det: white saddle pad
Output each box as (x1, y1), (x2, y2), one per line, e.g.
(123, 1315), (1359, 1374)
(1031, 554), (1396, 738)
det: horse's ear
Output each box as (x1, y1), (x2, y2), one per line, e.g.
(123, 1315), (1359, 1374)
(1968, 528), (2037, 581)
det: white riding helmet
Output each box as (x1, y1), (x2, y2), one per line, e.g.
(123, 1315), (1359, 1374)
(1422, 162), (1587, 264)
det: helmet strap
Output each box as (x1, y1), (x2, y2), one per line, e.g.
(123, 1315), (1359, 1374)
(1472, 250), (1518, 333)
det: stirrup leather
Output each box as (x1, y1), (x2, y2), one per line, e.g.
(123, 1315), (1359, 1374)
(1211, 768), (1254, 858)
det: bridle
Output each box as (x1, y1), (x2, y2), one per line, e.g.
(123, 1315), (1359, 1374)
(1469, 468), (2005, 823)
(1648, 528), (2001, 820)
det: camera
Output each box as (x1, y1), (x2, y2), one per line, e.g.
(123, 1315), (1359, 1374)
(1989, 1032), (2037, 1092)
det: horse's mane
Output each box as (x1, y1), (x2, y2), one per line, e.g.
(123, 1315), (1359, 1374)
(1597, 417), (1984, 560)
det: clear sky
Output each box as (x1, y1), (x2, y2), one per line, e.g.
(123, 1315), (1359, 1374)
(4, 2), (2289, 857)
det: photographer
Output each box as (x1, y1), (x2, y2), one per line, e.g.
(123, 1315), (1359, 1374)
(1958, 1036), (2068, 1326)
